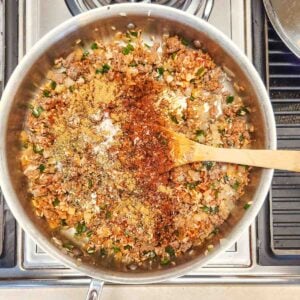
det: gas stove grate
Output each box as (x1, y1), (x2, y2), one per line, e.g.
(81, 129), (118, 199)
(256, 18), (300, 265)
(64, 0), (205, 15)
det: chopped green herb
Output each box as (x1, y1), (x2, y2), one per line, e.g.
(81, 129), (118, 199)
(32, 106), (44, 118)
(69, 86), (75, 93)
(196, 67), (206, 77)
(87, 247), (96, 254)
(226, 95), (234, 104)
(212, 227), (220, 235)
(50, 81), (57, 90)
(169, 114), (179, 124)
(88, 179), (93, 189)
(223, 175), (229, 183)
(202, 205), (219, 214)
(171, 52), (177, 60)
(96, 63), (110, 74)
(195, 129), (205, 138)
(122, 43), (134, 55)
(33, 144), (44, 155)
(90, 42), (98, 50)
(144, 250), (156, 258)
(160, 257), (171, 265)
(82, 50), (89, 60)
(181, 37), (189, 46)
(124, 244), (132, 250)
(37, 164), (45, 173)
(52, 198), (60, 207)
(157, 67), (164, 77)
(244, 203), (251, 210)
(165, 245), (175, 257)
(236, 107), (249, 116)
(43, 90), (51, 97)
(105, 211), (112, 219)
(61, 219), (67, 226)
(75, 222), (87, 235)
(112, 245), (121, 253)
(203, 161), (213, 170)
(190, 95), (195, 101)
(129, 61), (138, 67)
(232, 181), (240, 191)
(63, 243), (74, 251)
(144, 43), (151, 49)
(239, 134), (245, 142)
(185, 181), (200, 190)
(86, 230), (93, 238)
(100, 248), (107, 257)
(129, 31), (138, 37)
(218, 128), (226, 135)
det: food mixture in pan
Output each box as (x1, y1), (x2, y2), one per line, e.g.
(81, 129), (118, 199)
(20, 30), (253, 268)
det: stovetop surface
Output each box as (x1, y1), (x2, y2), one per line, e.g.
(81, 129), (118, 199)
(1, 0), (300, 286)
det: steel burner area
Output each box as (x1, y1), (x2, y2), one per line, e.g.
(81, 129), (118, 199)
(64, 0), (205, 15)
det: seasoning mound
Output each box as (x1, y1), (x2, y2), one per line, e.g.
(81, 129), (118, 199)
(20, 30), (253, 268)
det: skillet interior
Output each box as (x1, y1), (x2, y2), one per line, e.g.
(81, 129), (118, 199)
(0, 4), (275, 283)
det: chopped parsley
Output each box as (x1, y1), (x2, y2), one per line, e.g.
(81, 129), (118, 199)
(185, 181), (200, 190)
(196, 67), (206, 77)
(157, 67), (164, 77)
(236, 107), (249, 116)
(160, 257), (170, 265)
(37, 164), (45, 173)
(169, 114), (179, 124)
(129, 31), (138, 37)
(105, 211), (112, 219)
(181, 37), (189, 46)
(31, 106), (44, 118)
(190, 95), (195, 101)
(88, 179), (93, 189)
(244, 203), (251, 210)
(33, 144), (44, 155)
(52, 198), (60, 207)
(43, 90), (51, 97)
(69, 86), (75, 93)
(87, 247), (96, 254)
(203, 161), (213, 170)
(122, 43), (134, 55)
(144, 43), (151, 49)
(165, 245), (175, 257)
(63, 243), (74, 251)
(81, 50), (90, 60)
(100, 248), (107, 257)
(75, 222), (87, 235)
(202, 205), (219, 214)
(50, 80), (57, 90)
(124, 244), (132, 250)
(232, 181), (240, 191)
(129, 61), (138, 67)
(86, 230), (93, 237)
(90, 42), (98, 50)
(195, 129), (205, 138)
(112, 245), (121, 253)
(96, 64), (110, 74)
(226, 95), (234, 104)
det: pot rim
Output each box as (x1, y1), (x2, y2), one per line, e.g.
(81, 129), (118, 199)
(0, 3), (276, 284)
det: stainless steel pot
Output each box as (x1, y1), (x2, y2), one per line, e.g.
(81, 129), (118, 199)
(0, 3), (276, 298)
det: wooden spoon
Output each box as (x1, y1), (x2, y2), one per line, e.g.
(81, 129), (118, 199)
(158, 127), (300, 172)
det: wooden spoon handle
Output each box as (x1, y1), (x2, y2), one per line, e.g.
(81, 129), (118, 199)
(198, 147), (300, 172)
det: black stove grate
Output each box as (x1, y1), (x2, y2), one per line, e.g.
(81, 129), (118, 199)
(253, 0), (300, 264)
(64, 0), (204, 15)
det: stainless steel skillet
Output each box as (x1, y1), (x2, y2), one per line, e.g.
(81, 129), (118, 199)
(0, 3), (276, 299)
